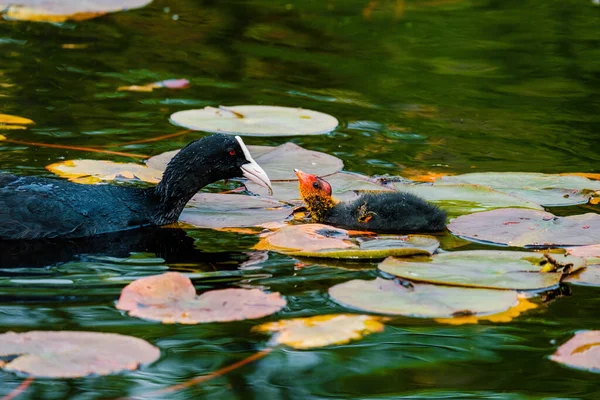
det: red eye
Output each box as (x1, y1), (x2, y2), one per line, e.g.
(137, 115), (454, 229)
(229, 150), (236, 156)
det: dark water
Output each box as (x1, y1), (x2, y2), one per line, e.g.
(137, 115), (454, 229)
(1, 0), (600, 398)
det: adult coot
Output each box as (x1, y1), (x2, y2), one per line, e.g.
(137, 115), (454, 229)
(295, 169), (446, 233)
(0, 134), (272, 240)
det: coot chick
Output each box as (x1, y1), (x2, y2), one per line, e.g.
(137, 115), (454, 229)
(295, 169), (446, 233)
(0, 134), (272, 240)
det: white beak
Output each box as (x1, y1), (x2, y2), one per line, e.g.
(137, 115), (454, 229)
(236, 136), (273, 195)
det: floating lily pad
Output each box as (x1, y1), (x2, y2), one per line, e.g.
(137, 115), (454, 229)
(564, 266), (600, 286)
(435, 297), (538, 325)
(566, 244), (600, 259)
(378, 251), (585, 290)
(245, 171), (390, 202)
(255, 224), (439, 259)
(391, 183), (543, 216)
(116, 272), (286, 323)
(440, 172), (600, 206)
(448, 208), (600, 247)
(180, 193), (292, 229)
(328, 278), (519, 318)
(46, 159), (162, 184)
(1, 0), (153, 22)
(551, 330), (600, 372)
(169, 105), (339, 137)
(118, 78), (190, 92)
(0, 113), (34, 130)
(0, 330), (159, 378)
(146, 142), (342, 183)
(253, 314), (388, 349)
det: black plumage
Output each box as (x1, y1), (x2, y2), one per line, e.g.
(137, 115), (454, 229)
(0, 134), (271, 240)
(295, 169), (446, 233)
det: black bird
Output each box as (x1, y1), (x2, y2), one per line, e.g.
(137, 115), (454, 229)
(0, 134), (272, 240)
(295, 169), (446, 233)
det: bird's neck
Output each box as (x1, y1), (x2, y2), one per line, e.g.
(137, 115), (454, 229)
(304, 194), (337, 223)
(151, 162), (219, 225)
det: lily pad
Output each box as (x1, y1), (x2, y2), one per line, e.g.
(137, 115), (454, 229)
(46, 159), (162, 184)
(169, 105), (339, 137)
(254, 224), (440, 259)
(328, 278), (519, 318)
(146, 142), (343, 183)
(0, 330), (159, 378)
(116, 272), (286, 323)
(391, 183), (543, 216)
(435, 297), (538, 325)
(551, 330), (600, 372)
(180, 193), (292, 229)
(378, 251), (585, 290)
(448, 208), (600, 247)
(0, 113), (34, 130)
(245, 171), (390, 202)
(145, 144), (274, 172)
(564, 266), (600, 286)
(440, 172), (600, 207)
(1, 0), (153, 22)
(253, 314), (388, 349)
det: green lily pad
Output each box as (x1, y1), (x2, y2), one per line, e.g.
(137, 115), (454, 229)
(255, 223), (439, 259)
(564, 266), (600, 286)
(169, 105), (339, 137)
(245, 171), (390, 202)
(551, 330), (600, 373)
(391, 183), (543, 216)
(0, 331), (159, 378)
(180, 193), (292, 229)
(378, 251), (585, 290)
(328, 278), (519, 318)
(440, 172), (600, 206)
(448, 208), (600, 247)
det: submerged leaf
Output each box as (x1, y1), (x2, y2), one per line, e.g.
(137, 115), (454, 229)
(329, 278), (519, 318)
(0, 331), (159, 378)
(169, 105), (338, 136)
(1, 0), (153, 22)
(448, 208), (600, 247)
(253, 314), (388, 349)
(46, 159), (162, 184)
(378, 251), (585, 290)
(551, 330), (600, 373)
(180, 193), (292, 229)
(116, 272), (286, 323)
(255, 223), (439, 259)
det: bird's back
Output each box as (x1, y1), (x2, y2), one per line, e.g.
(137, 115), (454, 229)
(325, 191), (446, 233)
(0, 174), (156, 240)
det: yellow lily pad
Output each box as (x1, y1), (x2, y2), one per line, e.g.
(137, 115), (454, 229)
(253, 314), (388, 349)
(46, 159), (163, 184)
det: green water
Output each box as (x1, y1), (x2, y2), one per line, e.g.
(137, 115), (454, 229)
(1, 0), (600, 398)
